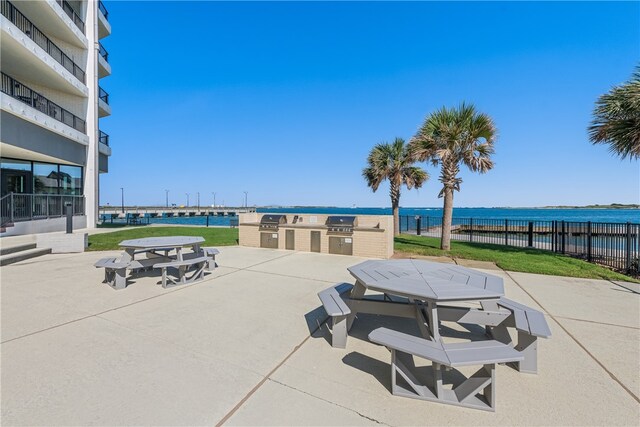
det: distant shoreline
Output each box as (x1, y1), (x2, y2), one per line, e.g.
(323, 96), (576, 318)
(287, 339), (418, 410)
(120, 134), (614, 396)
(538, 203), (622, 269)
(264, 205), (639, 210)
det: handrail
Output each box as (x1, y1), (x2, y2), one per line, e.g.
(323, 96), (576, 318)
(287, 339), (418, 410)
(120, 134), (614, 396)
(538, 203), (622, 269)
(0, 0), (85, 83)
(1, 193), (85, 227)
(99, 42), (108, 62)
(99, 130), (109, 146)
(99, 86), (109, 104)
(55, 0), (84, 33)
(98, 0), (108, 20)
(1, 72), (87, 133)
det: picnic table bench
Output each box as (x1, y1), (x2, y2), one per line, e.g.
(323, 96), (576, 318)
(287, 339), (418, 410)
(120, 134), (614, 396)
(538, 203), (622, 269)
(155, 256), (209, 288)
(370, 327), (523, 412)
(317, 283), (353, 348)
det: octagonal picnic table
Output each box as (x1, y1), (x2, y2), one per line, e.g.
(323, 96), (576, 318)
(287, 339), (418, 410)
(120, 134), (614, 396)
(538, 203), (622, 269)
(346, 259), (507, 341)
(119, 236), (205, 263)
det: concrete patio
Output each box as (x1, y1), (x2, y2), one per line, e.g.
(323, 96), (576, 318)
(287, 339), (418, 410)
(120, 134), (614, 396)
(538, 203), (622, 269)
(1, 246), (639, 425)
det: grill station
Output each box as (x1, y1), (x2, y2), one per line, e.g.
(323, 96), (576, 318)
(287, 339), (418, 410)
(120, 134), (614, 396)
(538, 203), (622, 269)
(259, 214), (287, 231)
(326, 216), (357, 255)
(259, 214), (287, 249)
(326, 216), (358, 235)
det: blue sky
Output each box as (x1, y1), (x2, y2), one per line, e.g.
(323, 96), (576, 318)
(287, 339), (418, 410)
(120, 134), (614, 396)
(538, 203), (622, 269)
(100, 1), (640, 208)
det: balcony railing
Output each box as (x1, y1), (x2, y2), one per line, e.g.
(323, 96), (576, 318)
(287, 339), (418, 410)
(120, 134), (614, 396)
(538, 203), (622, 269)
(1, 0), (86, 83)
(98, 0), (108, 20)
(99, 42), (108, 62)
(1, 72), (86, 134)
(99, 130), (109, 146)
(1, 193), (85, 227)
(55, 0), (84, 33)
(99, 86), (109, 104)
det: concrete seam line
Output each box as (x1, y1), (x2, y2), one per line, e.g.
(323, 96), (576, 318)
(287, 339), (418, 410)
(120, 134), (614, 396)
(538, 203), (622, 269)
(552, 315), (640, 331)
(268, 378), (388, 426)
(503, 270), (640, 404)
(215, 318), (327, 427)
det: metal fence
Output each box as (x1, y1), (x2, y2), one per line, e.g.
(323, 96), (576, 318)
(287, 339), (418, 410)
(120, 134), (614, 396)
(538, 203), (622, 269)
(1, 73), (87, 133)
(55, 0), (84, 32)
(400, 215), (640, 275)
(1, 0), (85, 83)
(1, 193), (85, 227)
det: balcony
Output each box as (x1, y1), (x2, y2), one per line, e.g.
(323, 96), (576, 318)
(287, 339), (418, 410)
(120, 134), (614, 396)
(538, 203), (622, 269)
(98, 86), (111, 117)
(97, 0), (110, 38)
(98, 42), (111, 78)
(99, 130), (109, 146)
(1, 72), (86, 134)
(1, 0), (85, 84)
(55, 0), (84, 33)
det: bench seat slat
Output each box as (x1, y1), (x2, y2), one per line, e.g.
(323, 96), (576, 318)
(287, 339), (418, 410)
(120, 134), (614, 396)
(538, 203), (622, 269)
(318, 288), (350, 316)
(443, 341), (523, 367)
(155, 256), (209, 268)
(369, 328), (450, 365)
(524, 310), (552, 338)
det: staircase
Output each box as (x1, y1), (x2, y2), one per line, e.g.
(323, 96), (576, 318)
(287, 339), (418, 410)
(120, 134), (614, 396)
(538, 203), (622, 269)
(0, 243), (51, 266)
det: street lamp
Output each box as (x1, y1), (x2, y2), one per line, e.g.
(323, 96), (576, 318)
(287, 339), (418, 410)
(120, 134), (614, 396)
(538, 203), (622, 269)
(197, 192), (200, 210)
(186, 193), (190, 207)
(243, 191), (248, 209)
(212, 192), (216, 208)
(165, 189), (169, 208)
(120, 187), (124, 213)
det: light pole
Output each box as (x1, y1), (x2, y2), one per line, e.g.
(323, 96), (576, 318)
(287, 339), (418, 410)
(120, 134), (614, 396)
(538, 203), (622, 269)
(212, 192), (216, 208)
(120, 187), (124, 213)
(165, 189), (169, 208)
(186, 193), (190, 207)
(197, 192), (200, 210)
(243, 191), (248, 209)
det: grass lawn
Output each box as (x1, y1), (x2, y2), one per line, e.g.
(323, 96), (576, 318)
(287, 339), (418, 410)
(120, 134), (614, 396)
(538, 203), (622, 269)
(88, 226), (239, 251)
(395, 234), (639, 283)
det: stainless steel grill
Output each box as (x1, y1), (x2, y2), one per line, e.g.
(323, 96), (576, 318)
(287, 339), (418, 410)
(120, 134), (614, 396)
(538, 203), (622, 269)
(326, 216), (357, 234)
(259, 214), (287, 231)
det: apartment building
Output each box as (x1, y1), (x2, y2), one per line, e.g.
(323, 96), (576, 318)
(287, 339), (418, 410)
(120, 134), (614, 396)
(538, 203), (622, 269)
(0, 0), (111, 235)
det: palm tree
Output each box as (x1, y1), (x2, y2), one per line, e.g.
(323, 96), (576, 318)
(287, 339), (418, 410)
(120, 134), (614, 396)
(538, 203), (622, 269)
(409, 103), (497, 250)
(589, 66), (640, 160)
(363, 138), (428, 236)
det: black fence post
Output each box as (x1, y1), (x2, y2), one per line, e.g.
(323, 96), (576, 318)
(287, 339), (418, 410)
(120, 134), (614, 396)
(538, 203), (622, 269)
(416, 216), (421, 236)
(552, 221), (556, 252)
(470, 218), (474, 242)
(528, 221), (534, 247)
(626, 222), (632, 273)
(206, 215), (209, 228)
(561, 220), (566, 254)
(504, 219), (508, 246)
(426, 216), (430, 234)
(587, 221), (592, 262)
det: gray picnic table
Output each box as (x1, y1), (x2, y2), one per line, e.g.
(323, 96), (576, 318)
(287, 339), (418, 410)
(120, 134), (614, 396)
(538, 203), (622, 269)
(119, 236), (205, 263)
(346, 259), (507, 341)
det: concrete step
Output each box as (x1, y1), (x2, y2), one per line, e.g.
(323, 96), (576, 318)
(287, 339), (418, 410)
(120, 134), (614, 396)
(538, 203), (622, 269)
(0, 243), (37, 256)
(0, 247), (52, 266)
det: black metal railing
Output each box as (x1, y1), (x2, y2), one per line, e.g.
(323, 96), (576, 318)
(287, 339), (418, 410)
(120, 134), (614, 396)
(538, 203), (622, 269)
(1, 0), (85, 83)
(400, 215), (640, 276)
(99, 86), (109, 104)
(98, 0), (108, 20)
(1, 193), (85, 227)
(1, 72), (86, 133)
(99, 42), (108, 62)
(55, 0), (84, 33)
(99, 130), (109, 146)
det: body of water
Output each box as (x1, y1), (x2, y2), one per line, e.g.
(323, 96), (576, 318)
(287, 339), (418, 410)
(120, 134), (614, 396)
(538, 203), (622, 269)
(125, 207), (639, 226)
(258, 207), (639, 224)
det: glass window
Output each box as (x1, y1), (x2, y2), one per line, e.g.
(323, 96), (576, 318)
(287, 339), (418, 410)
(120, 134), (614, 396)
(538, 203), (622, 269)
(59, 165), (82, 195)
(1, 158), (33, 196)
(33, 163), (59, 194)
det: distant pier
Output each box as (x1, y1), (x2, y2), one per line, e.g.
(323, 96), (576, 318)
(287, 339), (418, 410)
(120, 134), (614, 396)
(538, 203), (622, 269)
(100, 206), (256, 218)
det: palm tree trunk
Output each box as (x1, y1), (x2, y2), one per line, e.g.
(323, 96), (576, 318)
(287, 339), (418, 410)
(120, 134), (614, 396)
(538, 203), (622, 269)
(390, 183), (400, 236)
(441, 187), (454, 250)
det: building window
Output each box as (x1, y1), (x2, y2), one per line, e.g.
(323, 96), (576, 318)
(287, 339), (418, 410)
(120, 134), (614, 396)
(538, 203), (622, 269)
(33, 163), (60, 194)
(59, 165), (82, 195)
(0, 159), (32, 196)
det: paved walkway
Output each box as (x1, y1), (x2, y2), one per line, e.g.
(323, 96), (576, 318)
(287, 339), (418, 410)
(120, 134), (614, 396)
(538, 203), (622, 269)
(1, 247), (638, 425)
